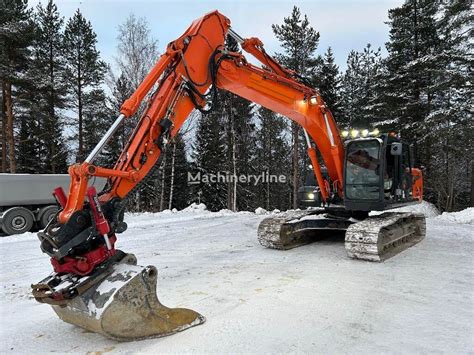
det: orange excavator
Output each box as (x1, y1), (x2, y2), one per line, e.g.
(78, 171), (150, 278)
(31, 11), (425, 341)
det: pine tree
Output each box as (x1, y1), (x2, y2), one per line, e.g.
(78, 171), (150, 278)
(272, 6), (320, 78)
(63, 9), (106, 162)
(0, 0), (34, 172)
(380, 0), (472, 211)
(359, 44), (383, 124)
(272, 6), (320, 208)
(30, 0), (68, 173)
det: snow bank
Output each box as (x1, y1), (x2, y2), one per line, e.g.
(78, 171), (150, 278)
(393, 200), (440, 217)
(182, 203), (208, 212)
(435, 208), (474, 225)
(371, 200), (440, 218)
(255, 207), (268, 215)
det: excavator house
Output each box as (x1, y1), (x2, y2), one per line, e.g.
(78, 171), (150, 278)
(31, 11), (426, 341)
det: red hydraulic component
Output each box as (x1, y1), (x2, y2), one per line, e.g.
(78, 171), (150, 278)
(53, 187), (68, 208)
(51, 236), (117, 275)
(86, 186), (112, 250)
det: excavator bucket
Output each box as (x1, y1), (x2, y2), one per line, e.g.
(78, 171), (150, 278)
(33, 255), (205, 341)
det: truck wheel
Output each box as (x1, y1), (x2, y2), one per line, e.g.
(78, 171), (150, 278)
(39, 205), (58, 229)
(2, 207), (35, 235)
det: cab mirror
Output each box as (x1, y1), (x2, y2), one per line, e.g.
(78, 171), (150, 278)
(390, 142), (402, 156)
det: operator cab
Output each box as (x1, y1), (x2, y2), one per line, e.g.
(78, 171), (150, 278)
(343, 134), (420, 211)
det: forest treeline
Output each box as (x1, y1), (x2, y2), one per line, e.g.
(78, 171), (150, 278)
(0, 0), (472, 212)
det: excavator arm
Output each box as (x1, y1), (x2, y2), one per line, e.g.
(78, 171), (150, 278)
(58, 11), (344, 230)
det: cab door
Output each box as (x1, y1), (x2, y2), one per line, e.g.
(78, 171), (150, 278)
(344, 138), (385, 211)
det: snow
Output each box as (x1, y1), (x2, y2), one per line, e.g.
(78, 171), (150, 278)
(370, 200), (440, 218)
(87, 264), (141, 319)
(254, 207), (268, 215)
(0, 204), (473, 353)
(182, 202), (208, 212)
(435, 208), (474, 225)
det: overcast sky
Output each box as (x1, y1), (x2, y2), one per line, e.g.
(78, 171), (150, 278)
(29, 0), (404, 71)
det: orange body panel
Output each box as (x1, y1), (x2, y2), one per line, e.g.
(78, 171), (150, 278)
(411, 168), (423, 201)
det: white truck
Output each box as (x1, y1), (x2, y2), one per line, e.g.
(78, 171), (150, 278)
(0, 174), (107, 235)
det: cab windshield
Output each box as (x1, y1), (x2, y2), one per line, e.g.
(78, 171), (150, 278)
(345, 140), (381, 200)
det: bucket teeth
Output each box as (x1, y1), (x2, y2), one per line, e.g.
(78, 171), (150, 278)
(51, 263), (205, 341)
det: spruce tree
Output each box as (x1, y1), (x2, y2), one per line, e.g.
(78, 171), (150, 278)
(82, 88), (109, 165)
(218, 35), (257, 211)
(63, 9), (106, 162)
(423, 0), (473, 210)
(163, 133), (189, 210)
(340, 50), (363, 127)
(225, 93), (256, 211)
(192, 111), (227, 211)
(255, 106), (291, 210)
(16, 103), (42, 173)
(340, 45), (382, 128)
(272, 6), (320, 208)
(313, 47), (342, 120)
(103, 73), (132, 168)
(384, 0), (439, 138)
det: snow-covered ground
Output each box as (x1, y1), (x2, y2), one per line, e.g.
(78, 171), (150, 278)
(0, 203), (473, 354)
